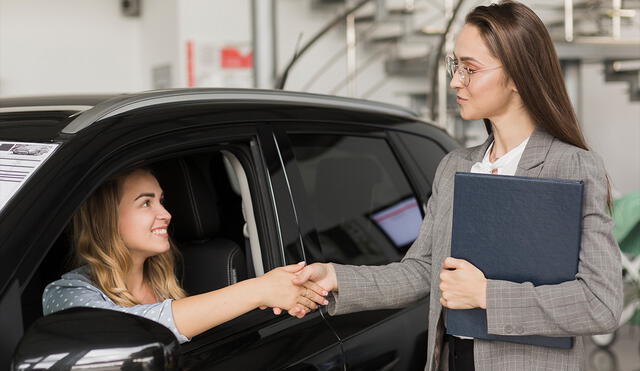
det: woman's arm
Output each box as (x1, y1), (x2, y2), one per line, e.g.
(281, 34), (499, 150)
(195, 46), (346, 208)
(483, 150), (623, 336)
(44, 264), (328, 342)
(292, 152), (455, 316)
(172, 263), (327, 339)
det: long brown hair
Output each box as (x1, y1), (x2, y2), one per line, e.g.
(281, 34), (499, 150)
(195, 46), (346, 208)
(465, 1), (612, 208)
(73, 168), (186, 306)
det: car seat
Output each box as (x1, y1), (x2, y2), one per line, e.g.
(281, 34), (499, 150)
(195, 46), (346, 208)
(153, 156), (247, 296)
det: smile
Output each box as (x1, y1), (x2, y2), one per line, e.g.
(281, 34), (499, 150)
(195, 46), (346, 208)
(151, 228), (167, 235)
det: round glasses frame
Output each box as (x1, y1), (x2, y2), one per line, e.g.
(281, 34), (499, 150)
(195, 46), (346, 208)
(445, 55), (502, 87)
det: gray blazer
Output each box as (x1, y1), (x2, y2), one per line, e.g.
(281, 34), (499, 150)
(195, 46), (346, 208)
(328, 127), (623, 371)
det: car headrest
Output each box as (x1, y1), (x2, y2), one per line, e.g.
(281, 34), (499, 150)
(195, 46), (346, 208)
(314, 156), (382, 230)
(152, 156), (221, 242)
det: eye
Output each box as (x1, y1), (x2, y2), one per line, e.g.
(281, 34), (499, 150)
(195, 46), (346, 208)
(142, 200), (151, 207)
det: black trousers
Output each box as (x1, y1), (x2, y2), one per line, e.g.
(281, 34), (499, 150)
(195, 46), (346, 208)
(444, 334), (475, 371)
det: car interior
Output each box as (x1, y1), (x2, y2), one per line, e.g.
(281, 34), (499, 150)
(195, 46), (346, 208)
(20, 149), (263, 331)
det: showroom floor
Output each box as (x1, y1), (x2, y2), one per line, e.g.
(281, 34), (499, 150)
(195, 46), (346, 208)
(586, 323), (640, 371)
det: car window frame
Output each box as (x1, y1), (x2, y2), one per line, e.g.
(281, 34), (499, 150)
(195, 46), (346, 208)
(1, 124), (283, 332)
(271, 122), (428, 265)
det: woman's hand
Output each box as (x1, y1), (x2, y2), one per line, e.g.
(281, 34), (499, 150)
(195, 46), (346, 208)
(257, 263), (328, 314)
(439, 257), (487, 309)
(287, 263), (337, 318)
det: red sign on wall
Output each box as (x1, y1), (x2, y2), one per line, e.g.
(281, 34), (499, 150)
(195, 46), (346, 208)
(221, 47), (253, 69)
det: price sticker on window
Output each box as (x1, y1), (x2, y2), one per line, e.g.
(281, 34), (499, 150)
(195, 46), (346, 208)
(0, 141), (59, 211)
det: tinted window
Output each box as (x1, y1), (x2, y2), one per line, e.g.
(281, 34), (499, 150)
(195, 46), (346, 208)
(397, 132), (447, 185)
(290, 134), (422, 265)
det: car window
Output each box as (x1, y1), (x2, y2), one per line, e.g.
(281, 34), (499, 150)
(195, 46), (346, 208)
(396, 132), (447, 186)
(289, 134), (422, 265)
(20, 147), (263, 331)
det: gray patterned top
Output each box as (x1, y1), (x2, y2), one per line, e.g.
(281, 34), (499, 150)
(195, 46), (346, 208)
(42, 266), (189, 343)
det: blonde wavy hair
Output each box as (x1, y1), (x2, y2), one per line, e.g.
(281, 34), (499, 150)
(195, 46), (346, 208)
(73, 168), (186, 306)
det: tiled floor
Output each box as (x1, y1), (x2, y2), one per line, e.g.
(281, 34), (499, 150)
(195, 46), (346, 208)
(586, 324), (640, 371)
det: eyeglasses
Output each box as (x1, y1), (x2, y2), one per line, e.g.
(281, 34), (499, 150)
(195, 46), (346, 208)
(446, 55), (502, 87)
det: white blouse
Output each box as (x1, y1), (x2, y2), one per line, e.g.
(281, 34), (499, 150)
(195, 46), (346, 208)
(470, 136), (530, 176)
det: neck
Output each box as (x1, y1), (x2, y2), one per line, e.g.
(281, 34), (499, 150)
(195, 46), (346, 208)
(488, 111), (536, 160)
(126, 257), (146, 295)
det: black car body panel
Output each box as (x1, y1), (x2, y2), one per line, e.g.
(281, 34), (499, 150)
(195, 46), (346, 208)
(0, 88), (459, 370)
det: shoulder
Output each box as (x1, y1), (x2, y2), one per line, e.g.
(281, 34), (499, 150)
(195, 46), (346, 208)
(42, 266), (109, 314)
(545, 140), (606, 180)
(435, 146), (473, 173)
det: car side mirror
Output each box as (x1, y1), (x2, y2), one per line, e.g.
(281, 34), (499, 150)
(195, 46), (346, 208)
(12, 307), (180, 370)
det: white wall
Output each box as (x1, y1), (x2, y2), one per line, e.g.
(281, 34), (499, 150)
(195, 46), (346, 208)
(177, 0), (252, 88)
(0, 0), (143, 96)
(581, 63), (640, 196)
(140, 0), (179, 89)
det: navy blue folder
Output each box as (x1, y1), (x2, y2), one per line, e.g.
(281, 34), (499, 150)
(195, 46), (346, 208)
(446, 172), (584, 349)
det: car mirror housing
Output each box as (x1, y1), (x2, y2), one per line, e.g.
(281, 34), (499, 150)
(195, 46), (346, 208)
(12, 307), (179, 370)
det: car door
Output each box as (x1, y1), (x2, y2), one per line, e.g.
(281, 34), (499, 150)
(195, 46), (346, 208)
(272, 122), (450, 370)
(178, 125), (344, 370)
(2, 105), (344, 370)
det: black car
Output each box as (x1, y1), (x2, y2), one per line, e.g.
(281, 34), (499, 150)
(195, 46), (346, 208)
(0, 88), (459, 370)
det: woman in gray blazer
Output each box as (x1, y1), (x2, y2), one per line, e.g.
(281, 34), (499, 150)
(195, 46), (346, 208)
(289, 1), (624, 370)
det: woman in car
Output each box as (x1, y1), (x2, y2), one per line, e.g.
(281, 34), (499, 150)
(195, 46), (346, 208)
(290, 1), (623, 370)
(43, 167), (328, 343)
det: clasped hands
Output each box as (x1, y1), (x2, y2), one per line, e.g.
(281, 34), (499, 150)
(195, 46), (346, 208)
(259, 257), (487, 318)
(258, 262), (337, 318)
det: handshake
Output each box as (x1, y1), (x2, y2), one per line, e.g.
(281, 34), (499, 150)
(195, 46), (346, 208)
(255, 262), (338, 318)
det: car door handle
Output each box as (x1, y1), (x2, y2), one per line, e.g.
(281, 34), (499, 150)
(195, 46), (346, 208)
(378, 356), (399, 371)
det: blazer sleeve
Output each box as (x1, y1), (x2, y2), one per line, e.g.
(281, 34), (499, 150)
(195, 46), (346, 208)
(327, 152), (454, 316)
(485, 150), (624, 336)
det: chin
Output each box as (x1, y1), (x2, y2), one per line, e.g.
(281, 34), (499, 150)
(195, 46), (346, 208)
(459, 108), (481, 121)
(146, 243), (171, 257)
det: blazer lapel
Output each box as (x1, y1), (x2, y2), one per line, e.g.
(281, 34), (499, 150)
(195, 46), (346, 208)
(514, 127), (555, 177)
(461, 133), (494, 171)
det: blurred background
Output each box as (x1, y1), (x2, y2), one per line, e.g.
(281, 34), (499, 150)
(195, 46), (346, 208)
(0, 1), (638, 370)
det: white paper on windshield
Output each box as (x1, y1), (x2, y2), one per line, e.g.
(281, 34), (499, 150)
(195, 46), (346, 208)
(0, 141), (59, 211)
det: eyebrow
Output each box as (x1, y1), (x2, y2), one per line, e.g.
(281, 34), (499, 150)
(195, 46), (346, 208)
(453, 53), (482, 64)
(134, 193), (156, 201)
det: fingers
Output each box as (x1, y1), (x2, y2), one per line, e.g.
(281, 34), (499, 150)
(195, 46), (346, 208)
(273, 307), (282, 315)
(292, 265), (314, 285)
(302, 283), (329, 306)
(259, 305), (267, 310)
(304, 280), (329, 296)
(281, 261), (307, 273)
(288, 304), (308, 318)
(442, 257), (466, 270)
(297, 296), (318, 311)
(439, 296), (448, 308)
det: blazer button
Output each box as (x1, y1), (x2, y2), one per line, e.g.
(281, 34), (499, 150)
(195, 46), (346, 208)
(516, 326), (524, 334)
(505, 325), (513, 334)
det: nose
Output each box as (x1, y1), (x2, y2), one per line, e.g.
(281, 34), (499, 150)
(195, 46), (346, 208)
(449, 73), (463, 89)
(157, 204), (171, 224)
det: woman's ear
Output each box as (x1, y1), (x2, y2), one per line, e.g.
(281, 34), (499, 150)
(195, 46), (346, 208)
(507, 78), (518, 93)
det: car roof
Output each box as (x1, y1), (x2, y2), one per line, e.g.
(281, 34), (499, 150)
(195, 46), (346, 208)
(0, 88), (423, 139)
(0, 94), (117, 110)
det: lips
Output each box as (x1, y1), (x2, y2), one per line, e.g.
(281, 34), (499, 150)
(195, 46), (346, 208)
(456, 96), (468, 104)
